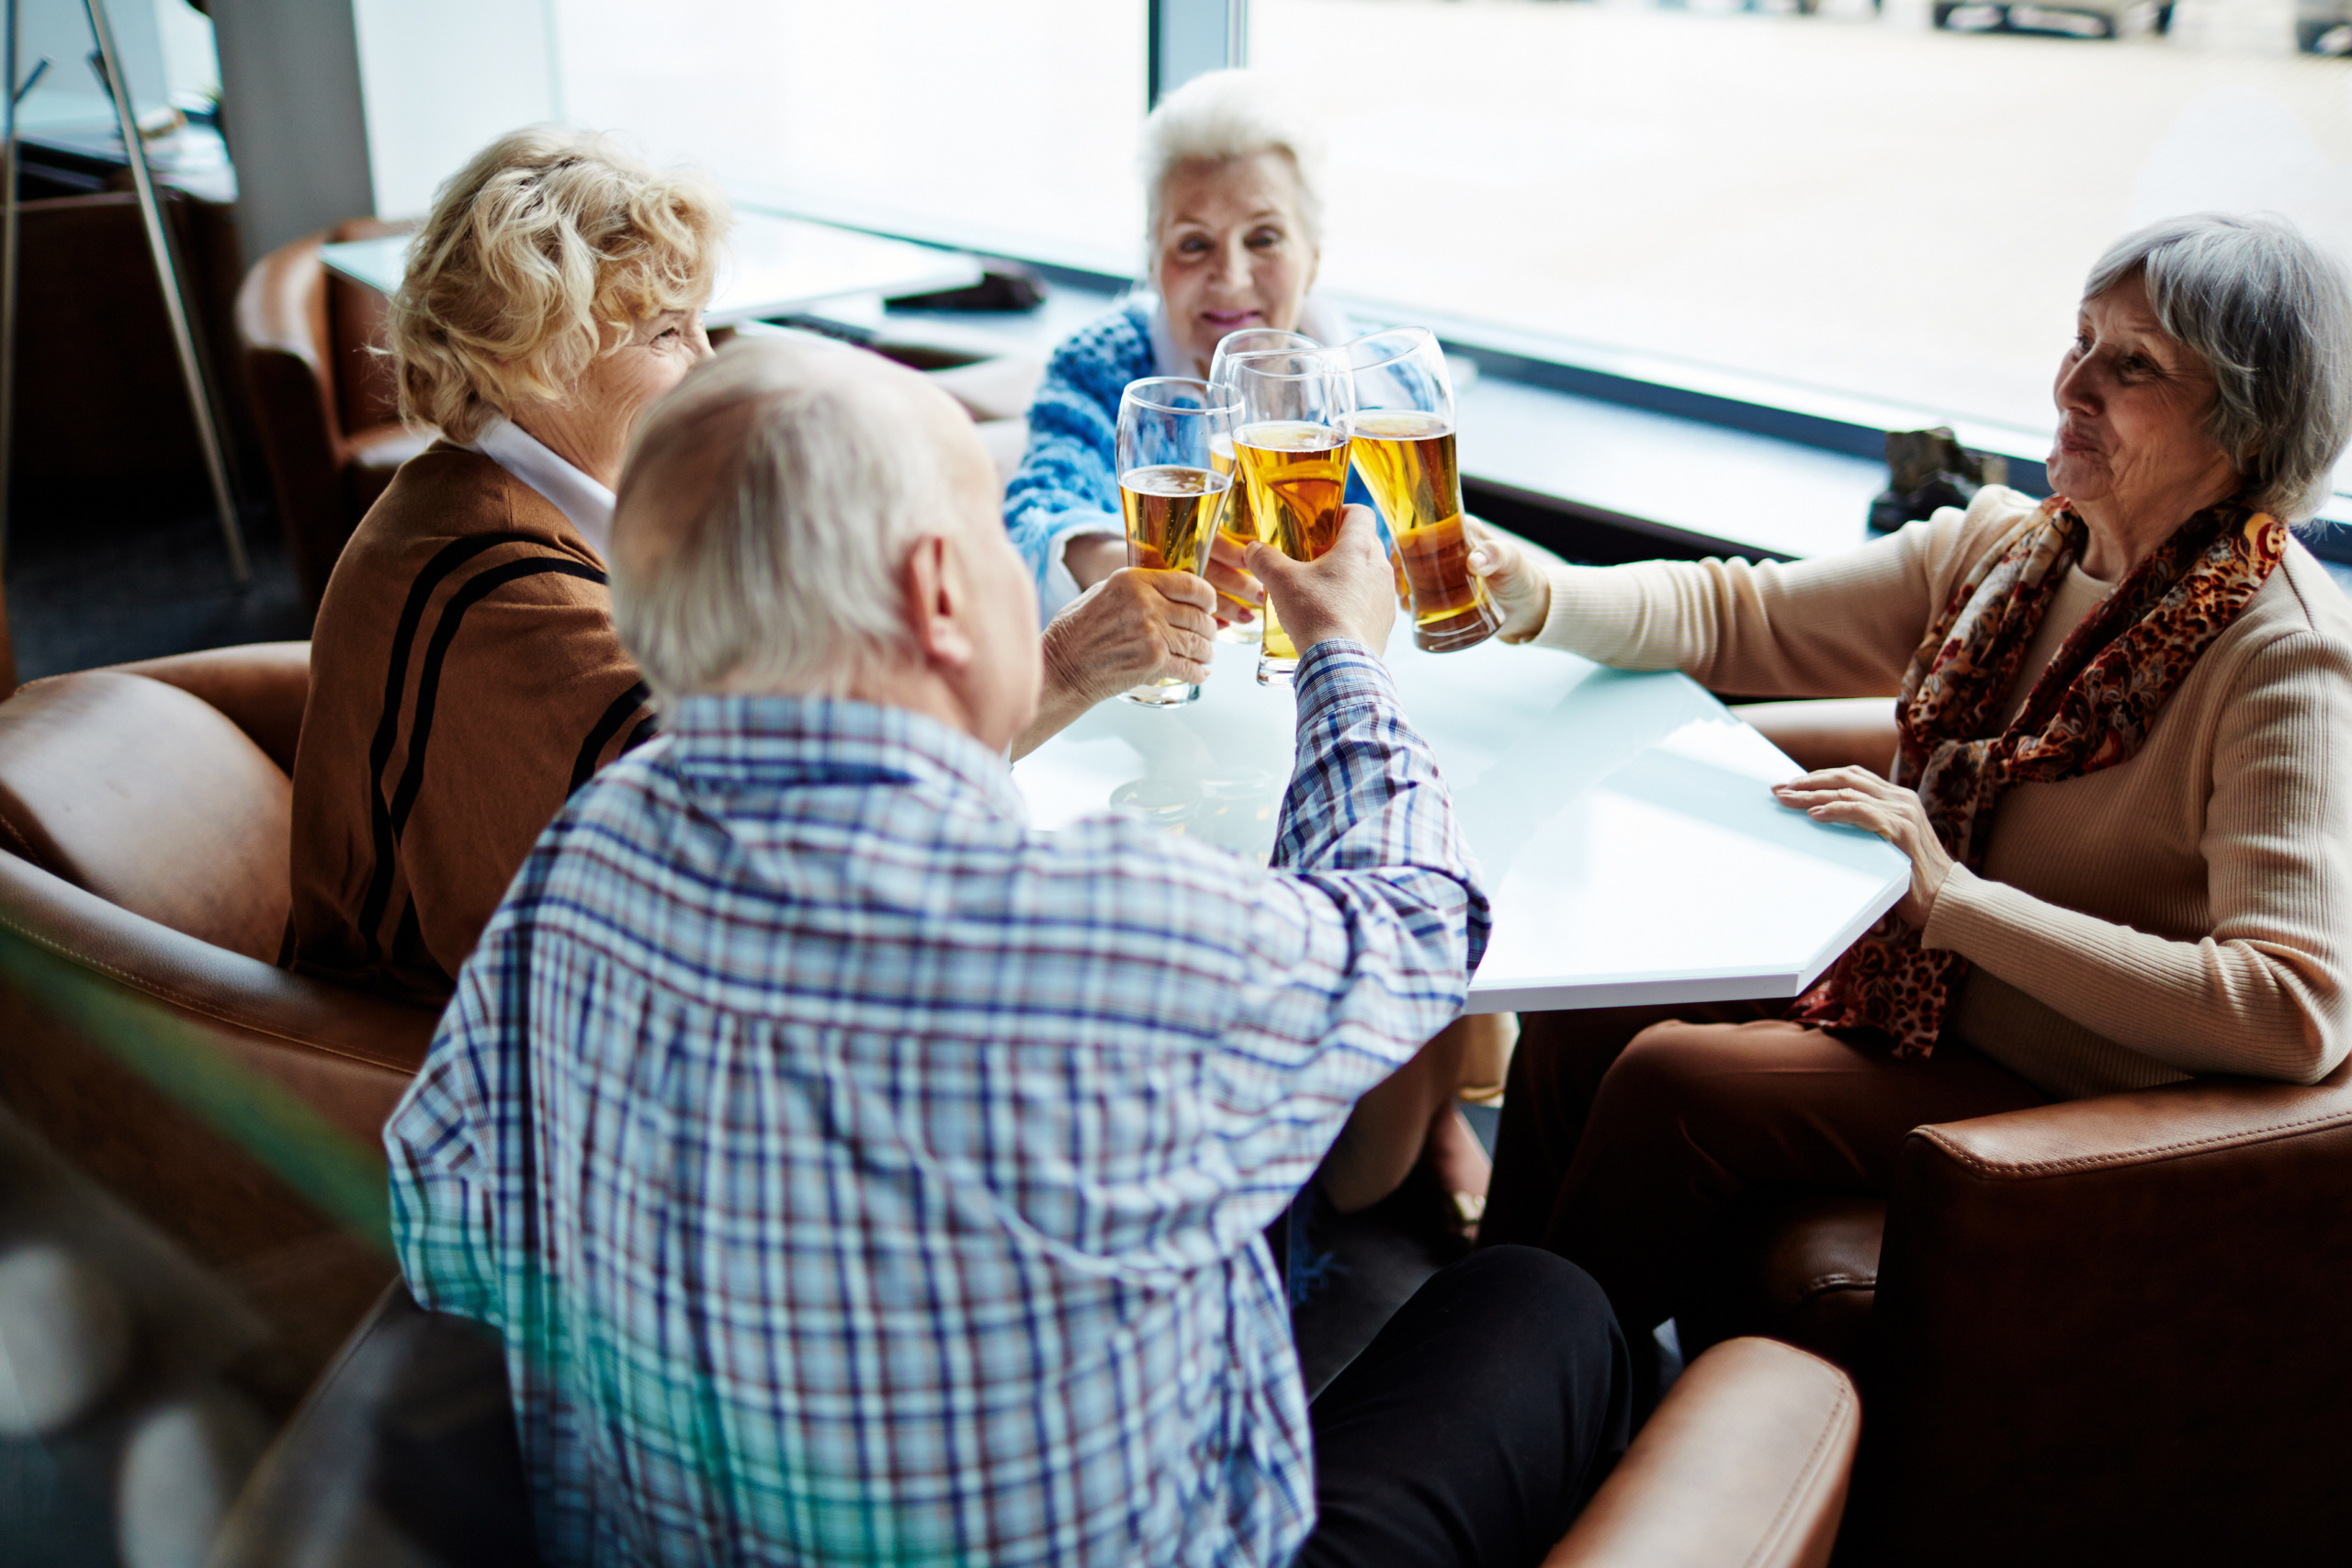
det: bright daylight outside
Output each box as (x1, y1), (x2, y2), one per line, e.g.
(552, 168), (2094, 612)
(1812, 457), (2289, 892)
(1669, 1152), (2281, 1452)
(555, 0), (2352, 456)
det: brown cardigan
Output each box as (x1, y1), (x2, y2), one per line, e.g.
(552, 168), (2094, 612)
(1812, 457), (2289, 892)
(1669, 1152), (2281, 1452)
(287, 443), (653, 1004)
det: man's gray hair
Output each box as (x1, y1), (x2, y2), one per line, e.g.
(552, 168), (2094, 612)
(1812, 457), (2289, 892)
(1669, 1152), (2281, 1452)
(2084, 213), (2352, 520)
(610, 339), (948, 702)
(1140, 68), (1325, 252)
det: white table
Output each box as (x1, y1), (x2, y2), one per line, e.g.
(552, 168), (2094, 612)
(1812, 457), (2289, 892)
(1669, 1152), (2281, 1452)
(1013, 635), (1908, 1013)
(319, 209), (982, 329)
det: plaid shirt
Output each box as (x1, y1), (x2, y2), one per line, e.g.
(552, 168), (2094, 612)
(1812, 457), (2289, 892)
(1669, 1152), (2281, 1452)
(386, 641), (1487, 1566)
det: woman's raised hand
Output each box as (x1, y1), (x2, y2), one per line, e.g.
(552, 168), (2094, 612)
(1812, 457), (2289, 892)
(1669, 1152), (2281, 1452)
(1464, 517), (1553, 643)
(1771, 768), (1955, 927)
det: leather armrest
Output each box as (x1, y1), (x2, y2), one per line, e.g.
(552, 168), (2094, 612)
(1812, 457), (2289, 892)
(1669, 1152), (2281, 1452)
(0, 848), (435, 1088)
(1915, 1056), (2352, 1175)
(101, 643), (311, 775)
(1544, 1337), (1857, 1568)
(1859, 1061), (2352, 1561)
(1731, 698), (1898, 777)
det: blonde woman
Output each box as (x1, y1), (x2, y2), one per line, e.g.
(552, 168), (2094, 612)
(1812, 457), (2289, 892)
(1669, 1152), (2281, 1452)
(288, 127), (725, 1004)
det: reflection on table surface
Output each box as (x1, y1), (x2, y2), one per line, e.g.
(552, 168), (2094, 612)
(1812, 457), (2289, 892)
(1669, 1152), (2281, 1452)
(1012, 634), (1908, 1012)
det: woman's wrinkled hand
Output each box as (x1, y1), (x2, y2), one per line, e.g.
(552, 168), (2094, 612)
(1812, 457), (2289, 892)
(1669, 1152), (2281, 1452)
(1042, 568), (1218, 705)
(1204, 532), (1262, 626)
(1771, 767), (1955, 927)
(1464, 516), (1553, 642)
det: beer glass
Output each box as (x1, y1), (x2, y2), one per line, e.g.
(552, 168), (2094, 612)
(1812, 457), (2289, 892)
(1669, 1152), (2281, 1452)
(1227, 350), (1354, 686)
(1205, 329), (1321, 646)
(1341, 327), (1502, 652)
(1115, 376), (1238, 706)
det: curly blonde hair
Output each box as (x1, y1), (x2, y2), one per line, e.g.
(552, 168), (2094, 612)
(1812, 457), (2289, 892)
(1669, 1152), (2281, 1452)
(389, 127), (731, 443)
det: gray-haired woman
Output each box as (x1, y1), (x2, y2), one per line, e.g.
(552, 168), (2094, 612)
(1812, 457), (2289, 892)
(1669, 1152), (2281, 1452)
(1470, 214), (2352, 1355)
(1002, 67), (1348, 624)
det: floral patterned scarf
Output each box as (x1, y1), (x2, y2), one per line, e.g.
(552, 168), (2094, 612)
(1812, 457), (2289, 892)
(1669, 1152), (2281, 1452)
(1792, 496), (2287, 1056)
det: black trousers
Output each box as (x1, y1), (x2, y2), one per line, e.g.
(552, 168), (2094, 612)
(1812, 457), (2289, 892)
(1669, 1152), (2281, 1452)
(1298, 1247), (1632, 1568)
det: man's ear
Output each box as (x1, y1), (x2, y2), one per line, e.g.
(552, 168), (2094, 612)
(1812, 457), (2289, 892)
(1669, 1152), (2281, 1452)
(901, 533), (978, 671)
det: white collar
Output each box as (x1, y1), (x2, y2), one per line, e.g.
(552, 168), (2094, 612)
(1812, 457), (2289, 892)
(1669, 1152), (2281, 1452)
(1147, 295), (1356, 381)
(469, 415), (616, 558)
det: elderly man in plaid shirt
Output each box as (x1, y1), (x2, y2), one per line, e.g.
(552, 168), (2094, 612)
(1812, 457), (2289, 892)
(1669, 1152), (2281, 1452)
(386, 338), (1629, 1566)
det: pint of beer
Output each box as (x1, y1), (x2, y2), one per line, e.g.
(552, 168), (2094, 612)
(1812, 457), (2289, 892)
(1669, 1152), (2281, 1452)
(1114, 378), (1240, 706)
(1340, 330), (1502, 653)
(1207, 330), (1322, 644)
(1226, 350), (1354, 686)
(1119, 463), (1230, 705)
(1233, 420), (1351, 680)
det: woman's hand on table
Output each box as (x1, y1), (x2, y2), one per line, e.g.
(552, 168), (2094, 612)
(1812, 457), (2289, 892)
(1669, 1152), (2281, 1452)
(1464, 517), (1553, 642)
(1771, 767), (1954, 927)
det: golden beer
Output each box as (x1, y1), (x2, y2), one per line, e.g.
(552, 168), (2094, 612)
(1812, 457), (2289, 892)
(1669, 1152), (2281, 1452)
(1119, 463), (1228, 574)
(1234, 421), (1350, 667)
(1119, 464), (1229, 705)
(1348, 411), (1502, 652)
(1206, 434), (1262, 641)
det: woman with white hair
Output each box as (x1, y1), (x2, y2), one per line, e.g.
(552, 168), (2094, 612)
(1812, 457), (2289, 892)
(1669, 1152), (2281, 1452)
(1471, 215), (2352, 1370)
(1004, 67), (1350, 625)
(1005, 70), (1515, 1237)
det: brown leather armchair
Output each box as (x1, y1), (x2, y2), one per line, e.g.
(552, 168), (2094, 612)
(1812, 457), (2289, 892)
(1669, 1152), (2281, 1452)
(1702, 696), (2352, 1564)
(212, 1286), (1857, 1568)
(0, 643), (438, 1388)
(235, 220), (433, 607)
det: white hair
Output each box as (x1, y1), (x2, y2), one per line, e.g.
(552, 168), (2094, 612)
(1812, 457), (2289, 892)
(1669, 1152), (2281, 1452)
(609, 339), (951, 703)
(1139, 68), (1325, 252)
(2084, 214), (2352, 521)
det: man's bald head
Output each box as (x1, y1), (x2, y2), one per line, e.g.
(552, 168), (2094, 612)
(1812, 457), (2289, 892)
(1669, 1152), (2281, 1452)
(610, 336), (1001, 702)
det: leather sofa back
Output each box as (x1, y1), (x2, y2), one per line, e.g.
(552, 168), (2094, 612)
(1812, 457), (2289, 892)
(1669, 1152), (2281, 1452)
(0, 671), (292, 962)
(235, 220), (427, 607)
(325, 220), (404, 436)
(0, 644), (438, 1389)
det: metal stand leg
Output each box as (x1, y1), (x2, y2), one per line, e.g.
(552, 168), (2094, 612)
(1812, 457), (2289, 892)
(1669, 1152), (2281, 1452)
(85, 0), (247, 585)
(0, 0), (22, 578)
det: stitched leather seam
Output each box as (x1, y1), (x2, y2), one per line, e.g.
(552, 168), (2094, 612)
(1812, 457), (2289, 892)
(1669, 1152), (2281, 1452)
(1743, 1373), (1856, 1568)
(1924, 1109), (2352, 1178)
(0, 905), (419, 1075)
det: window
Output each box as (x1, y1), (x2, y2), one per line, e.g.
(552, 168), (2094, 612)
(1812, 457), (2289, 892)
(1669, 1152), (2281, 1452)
(551, 0), (1148, 272)
(1251, 0), (2352, 451)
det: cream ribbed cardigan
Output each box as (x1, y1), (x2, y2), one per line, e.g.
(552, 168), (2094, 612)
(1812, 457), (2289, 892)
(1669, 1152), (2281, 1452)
(1528, 486), (2352, 1099)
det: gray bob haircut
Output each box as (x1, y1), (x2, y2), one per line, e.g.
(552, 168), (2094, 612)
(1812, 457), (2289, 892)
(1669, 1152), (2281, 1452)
(610, 338), (949, 703)
(1140, 68), (1325, 253)
(2084, 213), (2352, 520)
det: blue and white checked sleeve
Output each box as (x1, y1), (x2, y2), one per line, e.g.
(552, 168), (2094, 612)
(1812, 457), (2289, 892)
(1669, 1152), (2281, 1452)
(1196, 638), (1489, 1184)
(386, 987), (504, 1325)
(1002, 307), (1154, 620)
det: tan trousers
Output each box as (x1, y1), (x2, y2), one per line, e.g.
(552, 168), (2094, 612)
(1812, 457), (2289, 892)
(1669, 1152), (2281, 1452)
(1482, 999), (2045, 1333)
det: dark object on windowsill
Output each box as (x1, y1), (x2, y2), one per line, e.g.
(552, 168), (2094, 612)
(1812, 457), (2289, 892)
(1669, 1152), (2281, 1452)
(1868, 426), (2008, 535)
(887, 265), (1045, 313)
